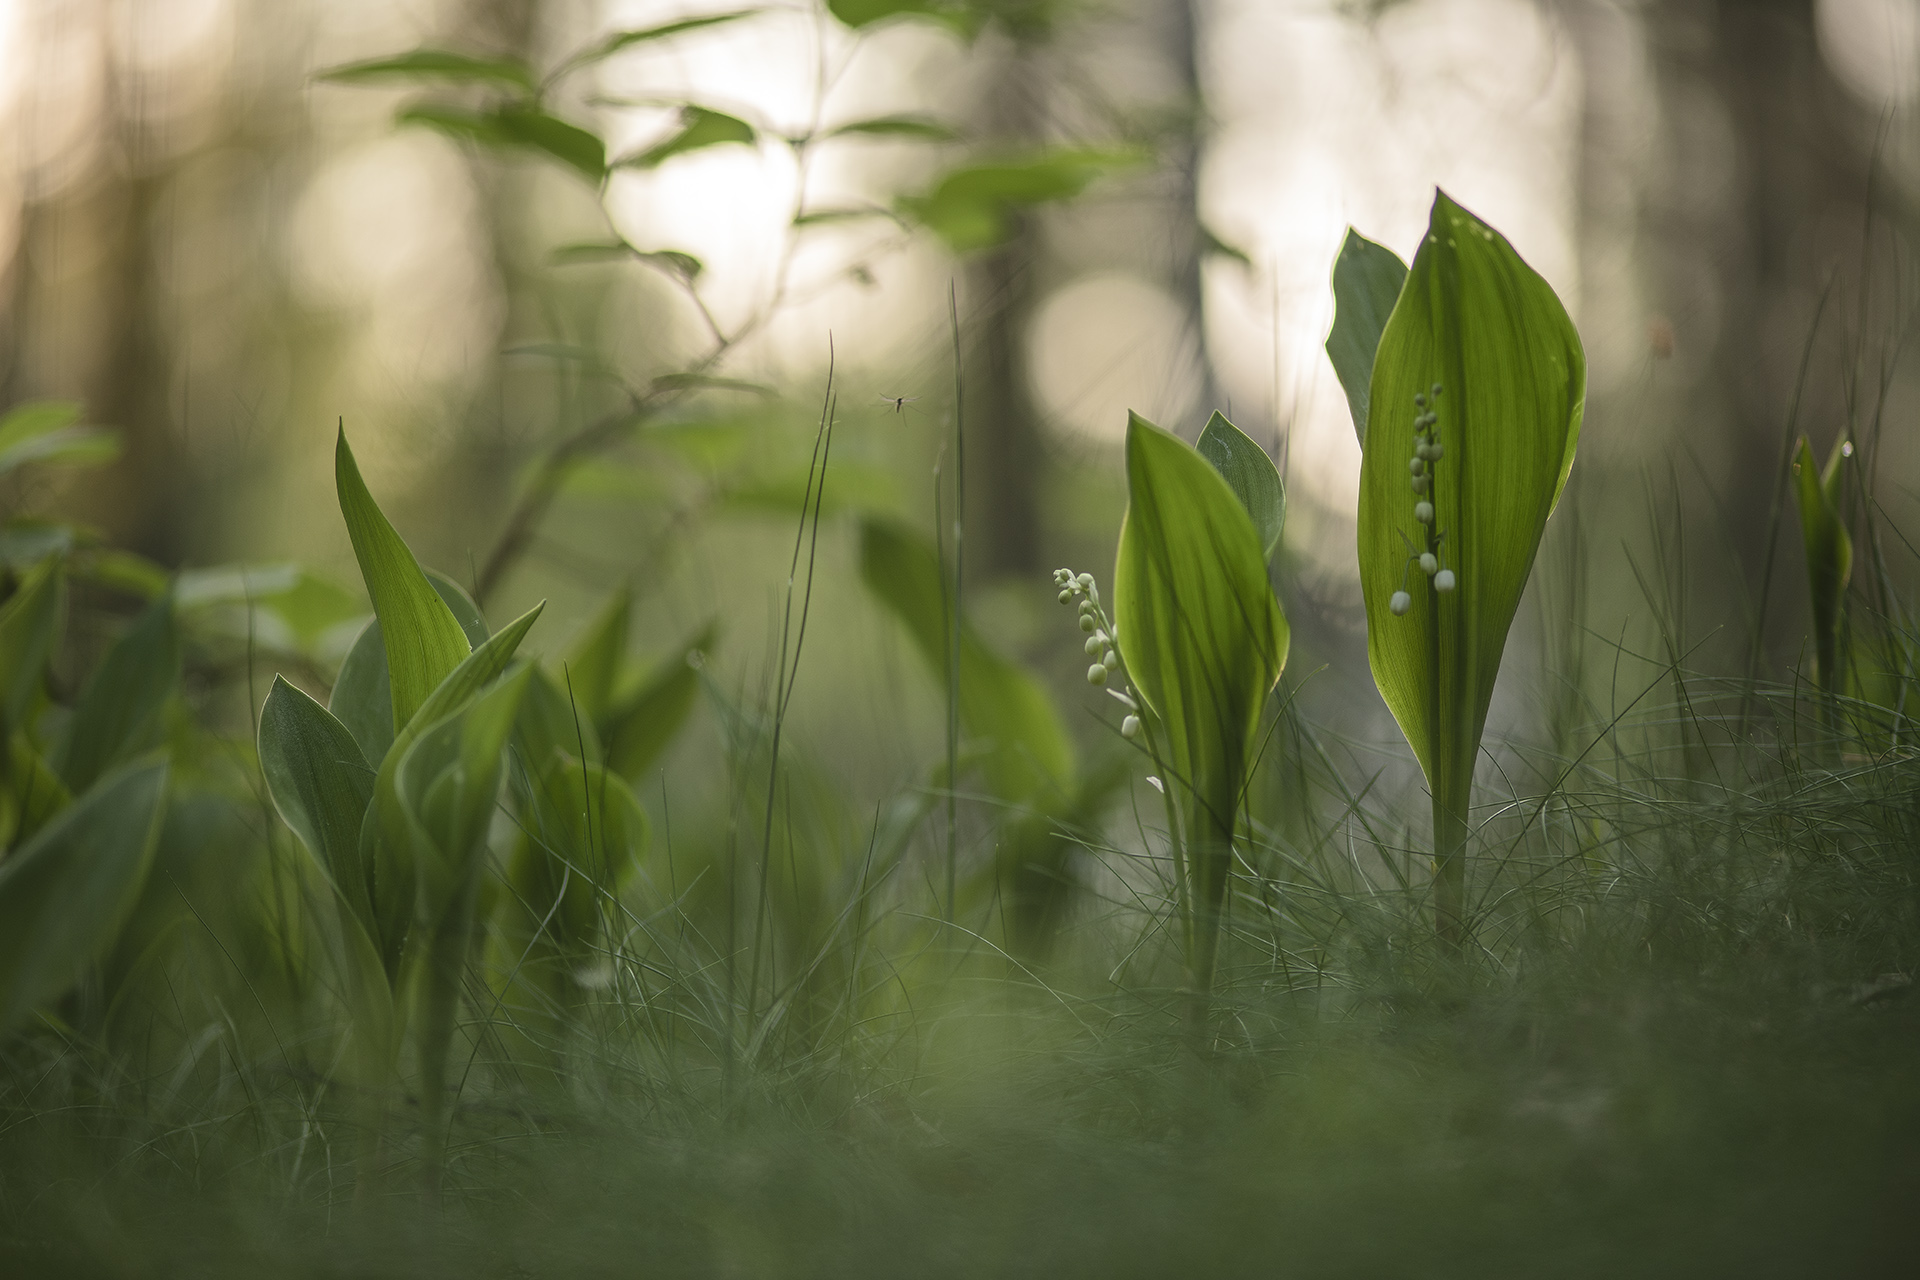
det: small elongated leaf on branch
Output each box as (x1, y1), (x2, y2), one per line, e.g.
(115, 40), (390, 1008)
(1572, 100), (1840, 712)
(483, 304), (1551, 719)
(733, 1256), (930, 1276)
(318, 49), (534, 91)
(619, 107), (757, 169)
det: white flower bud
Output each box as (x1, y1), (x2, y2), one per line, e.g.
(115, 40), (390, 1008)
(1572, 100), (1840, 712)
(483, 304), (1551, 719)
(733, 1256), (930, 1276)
(1426, 442), (1444, 462)
(1058, 589), (1073, 605)
(1103, 649), (1119, 671)
(1086, 663), (1108, 687)
(1414, 393), (1427, 409)
(1390, 590), (1411, 616)
(1412, 475), (1430, 495)
(1085, 634), (1104, 656)
(1079, 614), (1096, 633)
(1121, 714), (1142, 740)
(1076, 573), (1095, 589)
(1415, 501), (1434, 524)
(1409, 458), (1425, 477)
(1434, 569), (1456, 592)
(1431, 383), (1443, 397)
(1419, 552), (1437, 575)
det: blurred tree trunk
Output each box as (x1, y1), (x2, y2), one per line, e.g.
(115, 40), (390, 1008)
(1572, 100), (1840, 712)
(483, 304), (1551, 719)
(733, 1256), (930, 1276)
(964, 39), (1047, 581)
(1161, 0), (1223, 424)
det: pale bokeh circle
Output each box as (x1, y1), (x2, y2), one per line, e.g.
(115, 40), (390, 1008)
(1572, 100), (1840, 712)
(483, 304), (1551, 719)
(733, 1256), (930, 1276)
(1816, 0), (1920, 107)
(1028, 272), (1194, 445)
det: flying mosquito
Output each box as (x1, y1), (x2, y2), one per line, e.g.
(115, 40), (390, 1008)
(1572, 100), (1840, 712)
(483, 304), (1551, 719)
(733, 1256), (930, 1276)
(878, 393), (921, 416)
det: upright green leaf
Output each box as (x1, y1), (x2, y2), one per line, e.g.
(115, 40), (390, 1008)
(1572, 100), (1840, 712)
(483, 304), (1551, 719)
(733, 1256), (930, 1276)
(395, 665), (534, 905)
(1113, 413), (1288, 989)
(331, 571), (487, 770)
(316, 49), (535, 92)
(1355, 192), (1584, 937)
(57, 594), (179, 795)
(1195, 412), (1285, 561)
(860, 519), (1072, 804)
(0, 761), (167, 1035)
(335, 429), (473, 738)
(620, 106), (757, 169)
(260, 677), (376, 925)
(566, 584), (631, 726)
(0, 559), (63, 736)
(600, 624), (714, 783)
(1326, 229), (1409, 445)
(503, 754), (650, 969)
(1793, 435), (1853, 695)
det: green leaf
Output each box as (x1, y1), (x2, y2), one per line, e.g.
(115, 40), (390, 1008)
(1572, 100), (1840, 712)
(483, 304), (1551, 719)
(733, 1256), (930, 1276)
(619, 106), (757, 169)
(1326, 228), (1409, 445)
(0, 402), (119, 476)
(335, 429), (474, 738)
(394, 665), (534, 905)
(362, 603), (544, 974)
(564, 10), (764, 70)
(601, 624), (716, 781)
(71, 548), (168, 599)
(504, 754), (649, 959)
(1195, 412), (1285, 561)
(0, 559), (63, 737)
(329, 572), (487, 771)
(398, 104), (607, 181)
(897, 148), (1144, 253)
(792, 205), (903, 228)
(823, 115), (958, 142)
(860, 519), (1072, 804)
(0, 522), (77, 568)
(1113, 412), (1287, 984)
(510, 664), (603, 799)
(0, 760), (167, 1035)
(260, 677), (377, 927)
(1793, 436), (1853, 694)
(1200, 224), (1253, 268)
(566, 585), (631, 727)
(316, 48), (534, 92)
(2, 737), (70, 851)
(1356, 191), (1584, 867)
(827, 0), (982, 35)
(56, 594), (179, 795)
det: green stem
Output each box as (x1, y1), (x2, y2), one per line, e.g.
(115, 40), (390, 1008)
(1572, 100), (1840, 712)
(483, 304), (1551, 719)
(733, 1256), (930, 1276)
(417, 887), (475, 1198)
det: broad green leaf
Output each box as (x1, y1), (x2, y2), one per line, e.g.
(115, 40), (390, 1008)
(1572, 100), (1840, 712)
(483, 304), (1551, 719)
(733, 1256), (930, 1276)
(620, 106), (757, 169)
(0, 401), (119, 477)
(361, 603), (544, 973)
(330, 620), (395, 768)
(601, 624), (715, 781)
(504, 754), (649, 961)
(897, 148), (1144, 253)
(260, 677), (376, 925)
(335, 429), (473, 737)
(1326, 229), (1409, 445)
(174, 563), (364, 650)
(0, 559), (63, 736)
(71, 548), (168, 598)
(1195, 411), (1285, 561)
(827, 0), (982, 35)
(399, 103), (608, 181)
(1, 736), (70, 851)
(316, 48), (534, 92)
(56, 593), (179, 795)
(0, 760), (167, 1035)
(1356, 192), (1584, 839)
(563, 10), (764, 71)
(512, 663), (603, 790)
(1793, 435), (1853, 694)
(860, 519), (1072, 804)
(395, 664), (533, 904)
(823, 115), (958, 142)
(1113, 413), (1287, 983)
(566, 584), (631, 726)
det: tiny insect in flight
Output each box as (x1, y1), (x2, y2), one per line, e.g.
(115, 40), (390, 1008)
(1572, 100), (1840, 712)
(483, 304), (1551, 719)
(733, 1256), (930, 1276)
(879, 394), (920, 415)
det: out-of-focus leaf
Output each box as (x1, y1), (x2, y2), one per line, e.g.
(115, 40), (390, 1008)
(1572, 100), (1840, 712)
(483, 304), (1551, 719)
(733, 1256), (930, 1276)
(71, 549), (169, 599)
(0, 402), (119, 476)
(174, 564), (363, 648)
(0, 559), (63, 736)
(897, 148), (1145, 253)
(1200, 224), (1253, 268)
(316, 48), (534, 92)
(394, 665), (533, 906)
(512, 663), (602, 791)
(56, 594), (179, 795)
(792, 205), (904, 228)
(1326, 228), (1409, 445)
(602, 624), (715, 781)
(0, 760), (167, 1035)
(1195, 412), (1285, 561)
(721, 462), (900, 518)
(335, 429), (473, 737)
(1114, 413), (1288, 988)
(554, 243), (706, 281)
(563, 10), (763, 71)
(1, 737), (70, 852)
(619, 106), (757, 169)
(823, 115), (958, 142)
(566, 585), (631, 726)
(260, 677), (376, 926)
(649, 372), (775, 397)
(1794, 435), (1853, 695)
(329, 572), (485, 770)
(860, 519), (1072, 804)
(399, 104), (607, 181)
(0, 523), (77, 568)
(827, 0), (982, 35)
